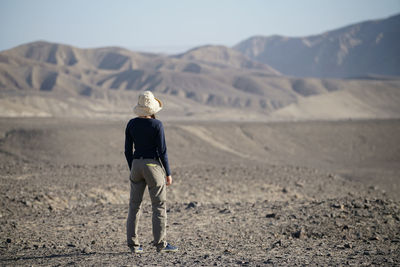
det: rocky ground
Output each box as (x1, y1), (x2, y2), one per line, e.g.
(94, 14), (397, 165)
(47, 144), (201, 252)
(0, 118), (399, 266)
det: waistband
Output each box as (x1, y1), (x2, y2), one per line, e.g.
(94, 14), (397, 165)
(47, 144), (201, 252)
(133, 156), (158, 160)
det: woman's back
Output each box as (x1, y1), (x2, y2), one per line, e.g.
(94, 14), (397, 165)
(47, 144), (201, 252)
(128, 117), (162, 157)
(124, 117), (170, 176)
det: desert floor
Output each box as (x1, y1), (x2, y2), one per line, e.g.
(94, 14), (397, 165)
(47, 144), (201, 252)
(0, 118), (399, 266)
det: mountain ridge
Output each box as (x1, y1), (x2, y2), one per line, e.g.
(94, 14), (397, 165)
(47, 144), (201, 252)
(1, 35), (399, 120)
(234, 13), (400, 78)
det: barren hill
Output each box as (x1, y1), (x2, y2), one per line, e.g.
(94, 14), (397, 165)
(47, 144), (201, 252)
(234, 13), (400, 78)
(1, 41), (399, 120)
(174, 45), (280, 74)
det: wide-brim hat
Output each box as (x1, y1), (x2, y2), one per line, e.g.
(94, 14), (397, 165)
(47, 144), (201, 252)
(134, 91), (163, 116)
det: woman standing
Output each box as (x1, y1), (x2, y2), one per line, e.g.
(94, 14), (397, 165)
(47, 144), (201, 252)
(125, 91), (178, 253)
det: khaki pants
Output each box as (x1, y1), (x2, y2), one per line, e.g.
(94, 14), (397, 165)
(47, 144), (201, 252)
(126, 158), (167, 249)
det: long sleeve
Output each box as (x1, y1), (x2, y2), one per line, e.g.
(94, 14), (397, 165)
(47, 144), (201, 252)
(156, 123), (171, 176)
(124, 122), (134, 170)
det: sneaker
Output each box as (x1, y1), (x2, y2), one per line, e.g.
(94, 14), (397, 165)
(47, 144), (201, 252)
(157, 243), (178, 253)
(130, 246), (143, 254)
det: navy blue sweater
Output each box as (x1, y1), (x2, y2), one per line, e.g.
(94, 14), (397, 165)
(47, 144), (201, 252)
(124, 117), (171, 176)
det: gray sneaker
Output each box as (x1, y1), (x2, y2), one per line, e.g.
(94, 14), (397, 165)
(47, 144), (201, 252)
(157, 243), (178, 253)
(130, 246), (143, 254)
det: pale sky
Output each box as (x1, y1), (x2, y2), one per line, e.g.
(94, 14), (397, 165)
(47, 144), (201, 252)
(1, 0), (399, 54)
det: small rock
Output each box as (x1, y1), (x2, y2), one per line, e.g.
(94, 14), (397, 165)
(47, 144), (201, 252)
(282, 187), (288, 193)
(81, 247), (91, 254)
(294, 182), (304, 188)
(369, 236), (380, 241)
(21, 200), (32, 207)
(6, 238), (11, 243)
(219, 208), (231, 214)
(292, 229), (304, 239)
(186, 202), (198, 209)
(223, 249), (232, 255)
(344, 243), (352, 249)
(265, 213), (276, 218)
(91, 240), (96, 245)
(67, 243), (76, 248)
(331, 203), (344, 209)
(271, 239), (282, 248)
(264, 259), (273, 264)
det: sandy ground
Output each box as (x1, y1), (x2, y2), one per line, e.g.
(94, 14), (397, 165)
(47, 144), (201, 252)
(0, 118), (399, 266)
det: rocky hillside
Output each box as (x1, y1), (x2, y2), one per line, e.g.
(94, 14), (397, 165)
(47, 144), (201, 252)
(0, 41), (399, 120)
(234, 13), (400, 78)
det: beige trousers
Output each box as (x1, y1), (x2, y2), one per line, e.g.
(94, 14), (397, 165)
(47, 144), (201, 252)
(126, 158), (167, 249)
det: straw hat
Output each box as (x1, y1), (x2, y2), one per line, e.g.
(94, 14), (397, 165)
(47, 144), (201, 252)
(134, 91), (163, 116)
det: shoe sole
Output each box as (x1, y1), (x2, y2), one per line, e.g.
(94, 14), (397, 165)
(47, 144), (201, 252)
(130, 248), (144, 254)
(158, 249), (178, 253)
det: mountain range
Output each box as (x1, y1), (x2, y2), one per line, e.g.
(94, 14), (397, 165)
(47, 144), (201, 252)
(234, 13), (400, 78)
(0, 14), (399, 120)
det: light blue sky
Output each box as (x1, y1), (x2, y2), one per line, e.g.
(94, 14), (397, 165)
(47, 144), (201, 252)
(1, 0), (399, 54)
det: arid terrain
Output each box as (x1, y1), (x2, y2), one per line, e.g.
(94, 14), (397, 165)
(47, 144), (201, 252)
(0, 117), (399, 266)
(1, 13), (399, 266)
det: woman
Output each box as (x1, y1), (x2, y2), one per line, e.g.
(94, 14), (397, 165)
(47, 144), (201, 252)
(125, 91), (178, 253)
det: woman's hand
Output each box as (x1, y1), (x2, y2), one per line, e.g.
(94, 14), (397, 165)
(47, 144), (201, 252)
(166, 175), (172, 186)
